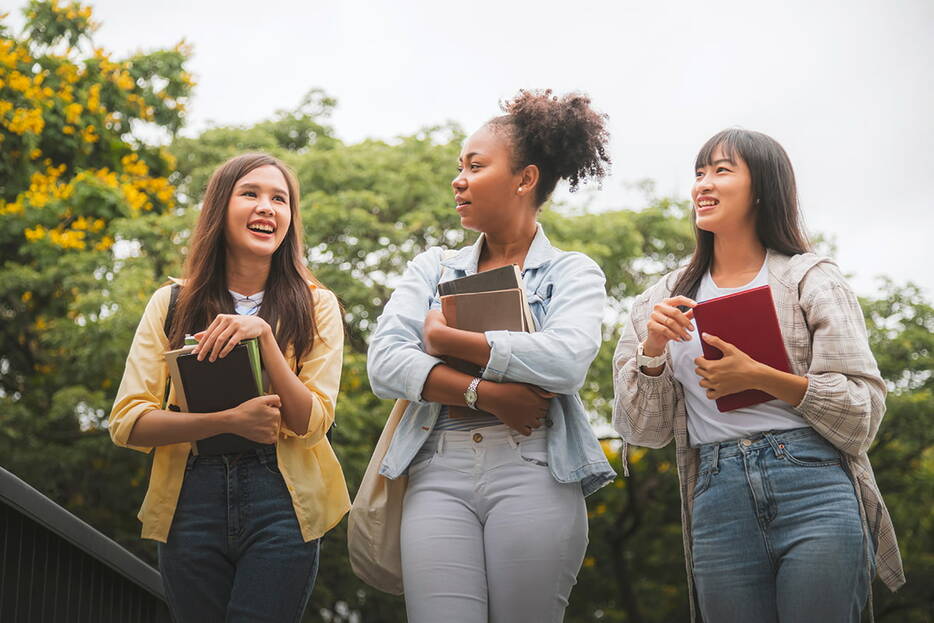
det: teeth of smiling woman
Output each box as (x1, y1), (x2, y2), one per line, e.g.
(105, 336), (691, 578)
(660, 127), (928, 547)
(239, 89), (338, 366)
(698, 200), (718, 207)
(248, 223), (274, 233)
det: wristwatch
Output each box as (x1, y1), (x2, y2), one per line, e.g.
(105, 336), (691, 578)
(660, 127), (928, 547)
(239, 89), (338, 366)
(464, 377), (482, 410)
(637, 342), (668, 369)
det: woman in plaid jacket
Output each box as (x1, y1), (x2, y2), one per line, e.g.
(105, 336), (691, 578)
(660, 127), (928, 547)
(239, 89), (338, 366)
(612, 128), (904, 622)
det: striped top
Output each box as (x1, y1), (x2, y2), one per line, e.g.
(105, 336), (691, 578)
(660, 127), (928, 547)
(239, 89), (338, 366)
(433, 405), (501, 431)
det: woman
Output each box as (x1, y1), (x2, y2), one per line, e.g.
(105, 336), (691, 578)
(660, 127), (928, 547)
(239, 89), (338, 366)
(109, 153), (350, 622)
(367, 90), (617, 622)
(612, 129), (904, 622)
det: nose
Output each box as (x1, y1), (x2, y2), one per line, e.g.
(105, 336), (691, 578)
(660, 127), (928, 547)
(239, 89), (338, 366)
(452, 171), (467, 191)
(694, 172), (714, 194)
(255, 197), (275, 215)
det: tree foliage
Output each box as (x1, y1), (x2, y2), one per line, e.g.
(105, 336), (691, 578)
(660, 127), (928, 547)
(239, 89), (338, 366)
(1, 3), (931, 621)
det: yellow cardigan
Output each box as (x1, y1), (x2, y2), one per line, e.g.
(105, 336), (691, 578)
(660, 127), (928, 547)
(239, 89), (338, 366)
(108, 283), (351, 543)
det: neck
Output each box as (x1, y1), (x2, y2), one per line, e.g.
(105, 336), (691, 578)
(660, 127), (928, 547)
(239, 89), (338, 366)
(710, 227), (767, 278)
(225, 252), (271, 296)
(480, 217), (538, 270)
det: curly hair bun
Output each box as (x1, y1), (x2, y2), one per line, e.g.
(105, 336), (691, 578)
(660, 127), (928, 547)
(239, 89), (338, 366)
(492, 89), (611, 205)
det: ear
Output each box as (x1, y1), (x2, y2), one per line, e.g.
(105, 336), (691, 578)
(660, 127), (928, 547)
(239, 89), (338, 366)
(516, 164), (540, 197)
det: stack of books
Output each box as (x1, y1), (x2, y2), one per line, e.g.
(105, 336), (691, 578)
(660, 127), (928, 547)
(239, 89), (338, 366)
(164, 337), (269, 454)
(439, 265), (535, 418)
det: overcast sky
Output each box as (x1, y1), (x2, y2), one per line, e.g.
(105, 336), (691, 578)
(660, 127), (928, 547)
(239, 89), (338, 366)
(9, 0), (933, 296)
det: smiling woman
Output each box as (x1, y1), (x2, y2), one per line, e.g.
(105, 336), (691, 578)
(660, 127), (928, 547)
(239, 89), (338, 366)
(612, 129), (904, 622)
(108, 153), (350, 623)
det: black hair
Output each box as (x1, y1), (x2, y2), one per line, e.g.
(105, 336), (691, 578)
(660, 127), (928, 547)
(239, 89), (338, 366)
(672, 128), (811, 298)
(487, 89), (610, 207)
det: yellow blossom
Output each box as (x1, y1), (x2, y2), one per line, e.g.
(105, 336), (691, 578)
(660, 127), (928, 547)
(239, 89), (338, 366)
(64, 102), (83, 124)
(25, 225), (48, 242)
(7, 108), (45, 135)
(86, 83), (101, 113)
(583, 557), (596, 568)
(49, 228), (87, 250)
(95, 235), (114, 251)
(62, 125), (75, 135)
(22, 291), (33, 303)
(81, 125), (98, 143)
(114, 71), (135, 91)
(29, 148), (42, 160)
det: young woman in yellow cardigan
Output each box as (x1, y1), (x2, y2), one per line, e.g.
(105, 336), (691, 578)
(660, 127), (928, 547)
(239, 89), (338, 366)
(109, 153), (349, 623)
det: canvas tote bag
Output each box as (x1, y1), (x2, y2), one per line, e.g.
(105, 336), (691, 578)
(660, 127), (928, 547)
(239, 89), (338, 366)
(347, 398), (410, 594)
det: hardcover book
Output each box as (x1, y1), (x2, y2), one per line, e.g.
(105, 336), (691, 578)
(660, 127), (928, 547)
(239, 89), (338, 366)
(440, 288), (531, 418)
(692, 285), (792, 412)
(165, 338), (268, 454)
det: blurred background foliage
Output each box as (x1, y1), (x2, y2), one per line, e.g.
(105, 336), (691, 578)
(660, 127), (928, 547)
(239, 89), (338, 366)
(1, 3), (931, 621)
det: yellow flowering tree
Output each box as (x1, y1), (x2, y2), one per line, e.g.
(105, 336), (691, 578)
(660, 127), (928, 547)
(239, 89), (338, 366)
(0, 0), (192, 541)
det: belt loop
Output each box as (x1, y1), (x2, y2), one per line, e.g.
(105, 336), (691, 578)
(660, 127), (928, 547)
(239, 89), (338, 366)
(437, 433), (445, 457)
(765, 431), (785, 458)
(711, 443), (720, 473)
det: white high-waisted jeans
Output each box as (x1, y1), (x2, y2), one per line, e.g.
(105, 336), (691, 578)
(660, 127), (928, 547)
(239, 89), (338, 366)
(400, 424), (588, 623)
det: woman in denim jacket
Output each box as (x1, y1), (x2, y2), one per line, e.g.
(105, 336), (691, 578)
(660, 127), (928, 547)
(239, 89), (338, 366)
(613, 129), (904, 622)
(367, 90), (616, 622)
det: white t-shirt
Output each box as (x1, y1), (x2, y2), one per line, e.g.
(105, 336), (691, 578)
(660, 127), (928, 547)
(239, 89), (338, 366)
(668, 258), (808, 446)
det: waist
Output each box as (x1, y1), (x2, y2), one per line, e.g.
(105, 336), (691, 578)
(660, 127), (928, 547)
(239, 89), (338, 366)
(696, 426), (826, 462)
(191, 444), (277, 463)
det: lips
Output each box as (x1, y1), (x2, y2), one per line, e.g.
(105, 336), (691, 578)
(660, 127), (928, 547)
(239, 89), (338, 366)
(695, 196), (719, 211)
(247, 219), (276, 235)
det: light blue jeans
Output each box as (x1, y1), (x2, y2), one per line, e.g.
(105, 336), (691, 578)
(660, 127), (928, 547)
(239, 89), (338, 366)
(400, 424), (588, 623)
(691, 427), (873, 623)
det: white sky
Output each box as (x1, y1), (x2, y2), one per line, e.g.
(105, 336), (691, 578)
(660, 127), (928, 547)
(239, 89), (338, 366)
(8, 0), (933, 296)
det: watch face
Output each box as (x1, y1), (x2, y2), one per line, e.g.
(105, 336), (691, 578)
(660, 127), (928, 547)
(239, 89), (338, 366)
(464, 388), (478, 404)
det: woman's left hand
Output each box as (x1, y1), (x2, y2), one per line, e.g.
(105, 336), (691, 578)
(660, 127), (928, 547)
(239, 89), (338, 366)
(694, 333), (763, 399)
(193, 314), (271, 362)
(422, 310), (450, 357)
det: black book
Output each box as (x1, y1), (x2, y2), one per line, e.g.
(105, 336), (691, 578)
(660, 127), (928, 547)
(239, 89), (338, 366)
(438, 264), (523, 296)
(171, 343), (269, 455)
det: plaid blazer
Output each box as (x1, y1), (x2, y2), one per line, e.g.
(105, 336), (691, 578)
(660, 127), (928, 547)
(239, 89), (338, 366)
(612, 249), (905, 620)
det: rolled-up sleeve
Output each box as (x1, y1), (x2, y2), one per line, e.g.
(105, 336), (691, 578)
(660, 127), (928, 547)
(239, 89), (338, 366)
(793, 264), (887, 456)
(480, 253), (605, 395)
(367, 248), (445, 403)
(279, 288), (346, 447)
(108, 286), (173, 454)
(611, 287), (678, 451)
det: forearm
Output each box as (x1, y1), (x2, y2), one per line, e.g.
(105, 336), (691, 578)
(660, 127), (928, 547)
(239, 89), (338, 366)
(421, 364), (482, 406)
(127, 409), (229, 447)
(752, 364), (809, 406)
(260, 329), (314, 435)
(433, 326), (491, 368)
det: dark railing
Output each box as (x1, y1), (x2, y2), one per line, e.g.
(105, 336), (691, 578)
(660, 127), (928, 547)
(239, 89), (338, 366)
(0, 466), (171, 622)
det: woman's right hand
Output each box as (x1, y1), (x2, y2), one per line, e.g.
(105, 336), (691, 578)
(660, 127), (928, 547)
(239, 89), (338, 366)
(227, 394), (282, 444)
(477, 382), (556, 436)
(645, 296), (697, 355)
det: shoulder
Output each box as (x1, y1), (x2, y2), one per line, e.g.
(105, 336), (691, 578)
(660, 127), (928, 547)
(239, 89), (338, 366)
(311, 285), (340, 312)
(633, 266), (685, 308)
(147, 283), (175, 312)
(549, 250), (604, 276)
(410, 246), (447, 268)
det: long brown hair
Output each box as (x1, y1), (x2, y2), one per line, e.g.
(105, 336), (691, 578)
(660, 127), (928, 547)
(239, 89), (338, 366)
(672, 128), (811, 298)
(168, 153), (320, 362)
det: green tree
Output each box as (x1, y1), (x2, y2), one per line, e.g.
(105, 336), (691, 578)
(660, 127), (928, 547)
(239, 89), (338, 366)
(0, 0), (192, 551)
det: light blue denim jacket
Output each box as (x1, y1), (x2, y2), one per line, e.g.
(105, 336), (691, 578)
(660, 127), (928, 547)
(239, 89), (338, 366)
(367, 225), (616, 496)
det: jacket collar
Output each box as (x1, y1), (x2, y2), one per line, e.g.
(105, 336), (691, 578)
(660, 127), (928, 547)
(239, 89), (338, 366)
(441, 223), (559, 275)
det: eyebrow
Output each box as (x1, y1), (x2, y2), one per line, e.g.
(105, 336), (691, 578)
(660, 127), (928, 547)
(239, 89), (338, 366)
(696, 158), (736, 169)
(236, 182), (290, 196)
(459, 151), (483, 162)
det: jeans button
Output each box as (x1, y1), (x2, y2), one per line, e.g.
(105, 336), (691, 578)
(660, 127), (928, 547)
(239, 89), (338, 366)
(472, 433), (483, 443)
(741, 439), (752, 447)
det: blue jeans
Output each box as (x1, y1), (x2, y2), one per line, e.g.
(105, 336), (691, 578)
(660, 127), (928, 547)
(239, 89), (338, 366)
(158, 447), (319, 623)
(691, 427), (873, 623)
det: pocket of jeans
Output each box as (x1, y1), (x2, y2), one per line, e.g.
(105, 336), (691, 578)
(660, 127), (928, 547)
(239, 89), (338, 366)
(780, 438), (841, 467)
(516, 442), (549, 468)
(692, 468), (713, 499)
(260, 458), (282, 475)
(407, 453), (435, 476)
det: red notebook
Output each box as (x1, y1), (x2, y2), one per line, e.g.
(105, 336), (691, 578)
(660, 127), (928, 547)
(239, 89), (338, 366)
(692, 285), (791, 412)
